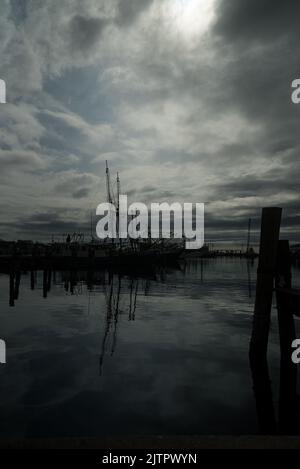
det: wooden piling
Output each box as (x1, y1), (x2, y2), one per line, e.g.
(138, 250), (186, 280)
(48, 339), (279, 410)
(30, 270), (35, 290)
(250, 357), (277, 434)
(14, 270), (21, 300)
(275, 240), (297, 433)
(9, 270), (15, 307)
(43, 270), (48, 298)
(249, 207), (282, 359)
(276, 241), (295, 356)
(47, 269), (52, 292)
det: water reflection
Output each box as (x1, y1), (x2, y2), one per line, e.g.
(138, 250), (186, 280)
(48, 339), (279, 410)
(250, 333), (299, 435)
(247, 259), (253, 299)
(7, 265), (175, 378)
(1, 258), (300, 438)
(249, 247), (300, 435)
(8, 262), (184, 303)
(99, 274), (140, 374)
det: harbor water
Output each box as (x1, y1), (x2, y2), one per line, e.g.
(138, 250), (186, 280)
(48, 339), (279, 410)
(0, 258), (300, 438)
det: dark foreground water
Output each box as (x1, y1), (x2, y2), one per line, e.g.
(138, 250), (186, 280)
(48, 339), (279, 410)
(0, 258), (300, 439)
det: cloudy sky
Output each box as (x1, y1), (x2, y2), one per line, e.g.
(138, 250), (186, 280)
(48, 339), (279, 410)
(0, 0), (299, 245)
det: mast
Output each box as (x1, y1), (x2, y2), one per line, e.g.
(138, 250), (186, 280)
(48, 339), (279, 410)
(246, 218), (251, 253)
(90, 210), (93, 241)
(106, 160), (112, 204)
(105, 160), (117, 241)
(116, 172), (120, 209)
(116, 172), (120, 240)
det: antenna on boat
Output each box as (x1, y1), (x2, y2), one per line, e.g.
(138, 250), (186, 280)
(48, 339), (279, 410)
(116, 172), (120, 206)
(116, 172), (120, 240)
(246, 218), (251, 253)
(90, 210), (94, 241)
(106, 160), (112, 204)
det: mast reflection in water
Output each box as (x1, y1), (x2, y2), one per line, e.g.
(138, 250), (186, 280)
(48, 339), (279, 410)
(0, 258), (300, 438)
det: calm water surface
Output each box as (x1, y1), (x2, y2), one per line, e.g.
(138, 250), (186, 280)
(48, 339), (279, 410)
(0, 258), (300, 438)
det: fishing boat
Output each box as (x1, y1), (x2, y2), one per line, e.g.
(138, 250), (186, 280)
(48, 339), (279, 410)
(0, 163), (184, 272)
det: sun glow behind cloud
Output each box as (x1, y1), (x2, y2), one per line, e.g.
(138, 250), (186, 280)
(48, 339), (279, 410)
(165, 0), (216, 40)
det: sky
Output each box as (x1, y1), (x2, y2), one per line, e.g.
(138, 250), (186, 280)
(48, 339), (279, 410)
(0, 0), (299, 245)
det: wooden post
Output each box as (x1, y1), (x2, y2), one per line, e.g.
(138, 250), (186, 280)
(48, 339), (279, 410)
(70, 270), (75, 295)
(30, 270), (35, 290)
(276, 241), (294, 355)
(14, 270), (21, 300)
(249, 208), (282, 434)
(47, 269), (52, 292)
(43, 270), (47, 298)
(250, 357), (277, 434)
(275, 240), (297, 433)
(249, 207), (282, 358)
(9, 270), (15, 307)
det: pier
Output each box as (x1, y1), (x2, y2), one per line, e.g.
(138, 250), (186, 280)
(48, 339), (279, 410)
(250, 207), (300, 434)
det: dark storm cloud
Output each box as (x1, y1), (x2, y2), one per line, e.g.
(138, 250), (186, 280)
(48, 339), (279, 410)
(72, 187), (90, 199)
(10, 0), (28, 24)
(213, 0), (300, 122)
(214, 0), (300, 44)
(116, 0), (154, 26)
(20, 219), (86, 234)
(212, 172), (299, 199)
(69, 15), (108, 51)
(1, 0), (300, 243)
(54, 172), (97, 197)
(0, 150), (44, 170)
(207, 0), (300, 241)
(2, 209), (90, 239)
